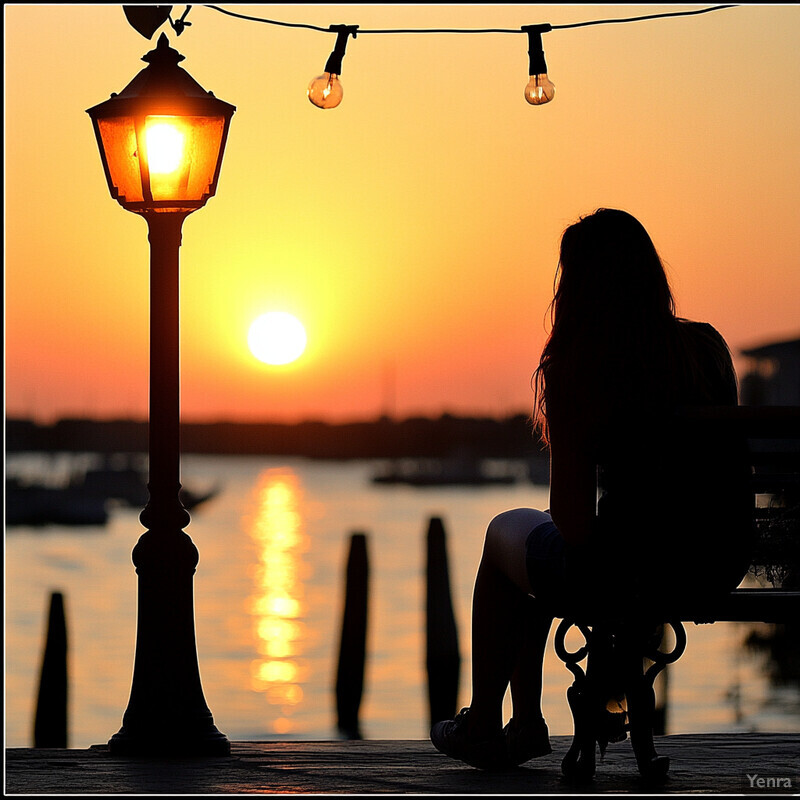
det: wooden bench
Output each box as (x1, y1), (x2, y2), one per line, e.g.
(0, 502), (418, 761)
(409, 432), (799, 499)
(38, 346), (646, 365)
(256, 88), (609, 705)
(552, 405), (800, 783)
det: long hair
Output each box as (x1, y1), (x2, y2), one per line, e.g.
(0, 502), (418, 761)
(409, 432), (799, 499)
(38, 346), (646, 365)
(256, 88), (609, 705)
(532, 208), (696, 447)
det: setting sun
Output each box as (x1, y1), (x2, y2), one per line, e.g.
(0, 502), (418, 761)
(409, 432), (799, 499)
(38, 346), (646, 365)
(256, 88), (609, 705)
(248, 312), (307, 366)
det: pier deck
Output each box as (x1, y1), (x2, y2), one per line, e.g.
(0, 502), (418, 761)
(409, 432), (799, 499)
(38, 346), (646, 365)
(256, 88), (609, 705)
(6, 733), (799, 794)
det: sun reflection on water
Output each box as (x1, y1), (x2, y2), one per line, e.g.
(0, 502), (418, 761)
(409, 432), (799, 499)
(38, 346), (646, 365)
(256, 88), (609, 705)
(245, 468), (309, 735)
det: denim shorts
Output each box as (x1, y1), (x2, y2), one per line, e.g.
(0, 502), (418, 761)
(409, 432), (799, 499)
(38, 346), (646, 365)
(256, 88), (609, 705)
(525, 517), (568, 602)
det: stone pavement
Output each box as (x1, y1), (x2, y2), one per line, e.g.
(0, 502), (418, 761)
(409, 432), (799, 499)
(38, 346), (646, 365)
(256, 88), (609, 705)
(6, 733), (800, 794)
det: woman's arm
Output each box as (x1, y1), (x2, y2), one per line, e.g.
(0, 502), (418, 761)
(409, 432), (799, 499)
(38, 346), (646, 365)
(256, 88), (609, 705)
(547, 413), (597, 547)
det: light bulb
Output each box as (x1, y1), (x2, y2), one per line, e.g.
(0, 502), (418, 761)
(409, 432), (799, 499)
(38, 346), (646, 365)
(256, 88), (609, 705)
(307, 72), (343, 109)
(522, 24), (555, 107)
(524, 74), (555, 105)
(307, 25), (357, 110)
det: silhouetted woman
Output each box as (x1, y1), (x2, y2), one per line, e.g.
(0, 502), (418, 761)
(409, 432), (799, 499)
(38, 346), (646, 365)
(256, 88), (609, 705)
(430, 208), (754, 769)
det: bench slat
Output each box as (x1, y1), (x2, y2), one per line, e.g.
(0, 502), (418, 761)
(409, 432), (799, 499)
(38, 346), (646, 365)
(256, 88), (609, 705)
(682, 589), (800, 624)
(558, 590), (800, 625)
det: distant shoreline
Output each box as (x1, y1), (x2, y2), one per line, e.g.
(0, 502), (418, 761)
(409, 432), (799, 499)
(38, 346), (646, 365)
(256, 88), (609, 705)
(6, 414), (547, 461)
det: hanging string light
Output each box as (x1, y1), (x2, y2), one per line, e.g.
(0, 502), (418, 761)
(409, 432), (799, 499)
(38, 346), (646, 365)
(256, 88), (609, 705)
(521, 24), (555, 106)
(307, 24), (359, 109)
(129, 6), (740, 109)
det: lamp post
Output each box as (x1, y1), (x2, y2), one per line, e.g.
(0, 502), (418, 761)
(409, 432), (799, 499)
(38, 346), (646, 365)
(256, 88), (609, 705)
(87, 33), (234, 756)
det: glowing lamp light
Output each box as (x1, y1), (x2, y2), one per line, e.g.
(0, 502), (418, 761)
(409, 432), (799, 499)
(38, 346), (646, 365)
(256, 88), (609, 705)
(145, 119), (185, 173)
(522, 24), (555, 106)
(87, 33), (235, 214)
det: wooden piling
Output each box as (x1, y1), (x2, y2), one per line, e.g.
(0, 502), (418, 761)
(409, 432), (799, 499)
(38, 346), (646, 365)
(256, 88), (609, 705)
(34, 591), (68, 748)
(425, 516), (460, 726)
(335, 532), (369, 739)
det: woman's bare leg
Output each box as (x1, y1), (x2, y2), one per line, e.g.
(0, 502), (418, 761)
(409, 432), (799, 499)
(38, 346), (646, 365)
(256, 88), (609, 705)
(466, 509), (553, 736)
(509, 594), (553, 724)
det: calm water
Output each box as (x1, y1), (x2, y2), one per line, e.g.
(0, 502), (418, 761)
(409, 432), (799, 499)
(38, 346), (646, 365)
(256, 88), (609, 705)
(6, 453), (800, 749)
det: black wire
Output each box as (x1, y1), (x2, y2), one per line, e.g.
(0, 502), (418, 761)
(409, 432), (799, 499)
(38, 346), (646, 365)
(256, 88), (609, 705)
(358, 28), (521, 34)
(552, 4), (738, 30)
(203, 5), (330, 32)
(202, 4), (738, 35)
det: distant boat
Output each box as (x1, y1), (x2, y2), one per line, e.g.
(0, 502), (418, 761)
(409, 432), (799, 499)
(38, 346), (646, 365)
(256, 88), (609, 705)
(70, 455), (221, 511)
(6, 478), (109, 527)
(180, 484), (221, 511)
(76, 461), (148, 507)
(371, 457), (518, 487)
(6, 456), (221, 528)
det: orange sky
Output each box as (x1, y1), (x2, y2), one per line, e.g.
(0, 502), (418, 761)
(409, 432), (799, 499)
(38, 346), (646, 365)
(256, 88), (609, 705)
(5, 4), (800, 423)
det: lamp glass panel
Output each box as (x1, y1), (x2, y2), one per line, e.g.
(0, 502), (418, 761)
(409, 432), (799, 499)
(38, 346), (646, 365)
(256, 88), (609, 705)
(143, 115), (226, 203)
(96, 116), (144, 204)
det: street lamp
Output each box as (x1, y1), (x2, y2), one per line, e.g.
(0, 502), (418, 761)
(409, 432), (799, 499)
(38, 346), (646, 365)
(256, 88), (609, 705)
(87, 33), (234, 756)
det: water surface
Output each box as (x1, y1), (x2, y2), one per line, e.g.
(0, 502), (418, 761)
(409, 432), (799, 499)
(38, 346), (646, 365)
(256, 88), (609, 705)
(6, 454), (798, 748)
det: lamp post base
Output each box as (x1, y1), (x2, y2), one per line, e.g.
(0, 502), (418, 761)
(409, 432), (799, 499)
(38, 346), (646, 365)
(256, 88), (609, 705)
(110, 529), (230, 757)
(108, 724), (230, 757)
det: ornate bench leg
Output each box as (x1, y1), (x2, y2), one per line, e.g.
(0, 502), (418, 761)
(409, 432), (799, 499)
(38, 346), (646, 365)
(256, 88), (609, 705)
(556, 618), (688, 784)
(621, 644), (665, 780)
(555, 619), (599, 782)
(563, 681), (597, 781)
(620, 621), (686, 783)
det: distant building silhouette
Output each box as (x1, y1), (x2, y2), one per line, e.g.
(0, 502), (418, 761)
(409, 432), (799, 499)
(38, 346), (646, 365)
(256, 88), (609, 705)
(740, 335), (800, 405)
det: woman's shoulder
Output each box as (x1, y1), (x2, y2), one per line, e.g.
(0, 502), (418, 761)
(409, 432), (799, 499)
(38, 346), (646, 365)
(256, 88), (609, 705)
(676, 318), (728, 345)
(676, 318), (733, 361)
(675, 318), (737, 403)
